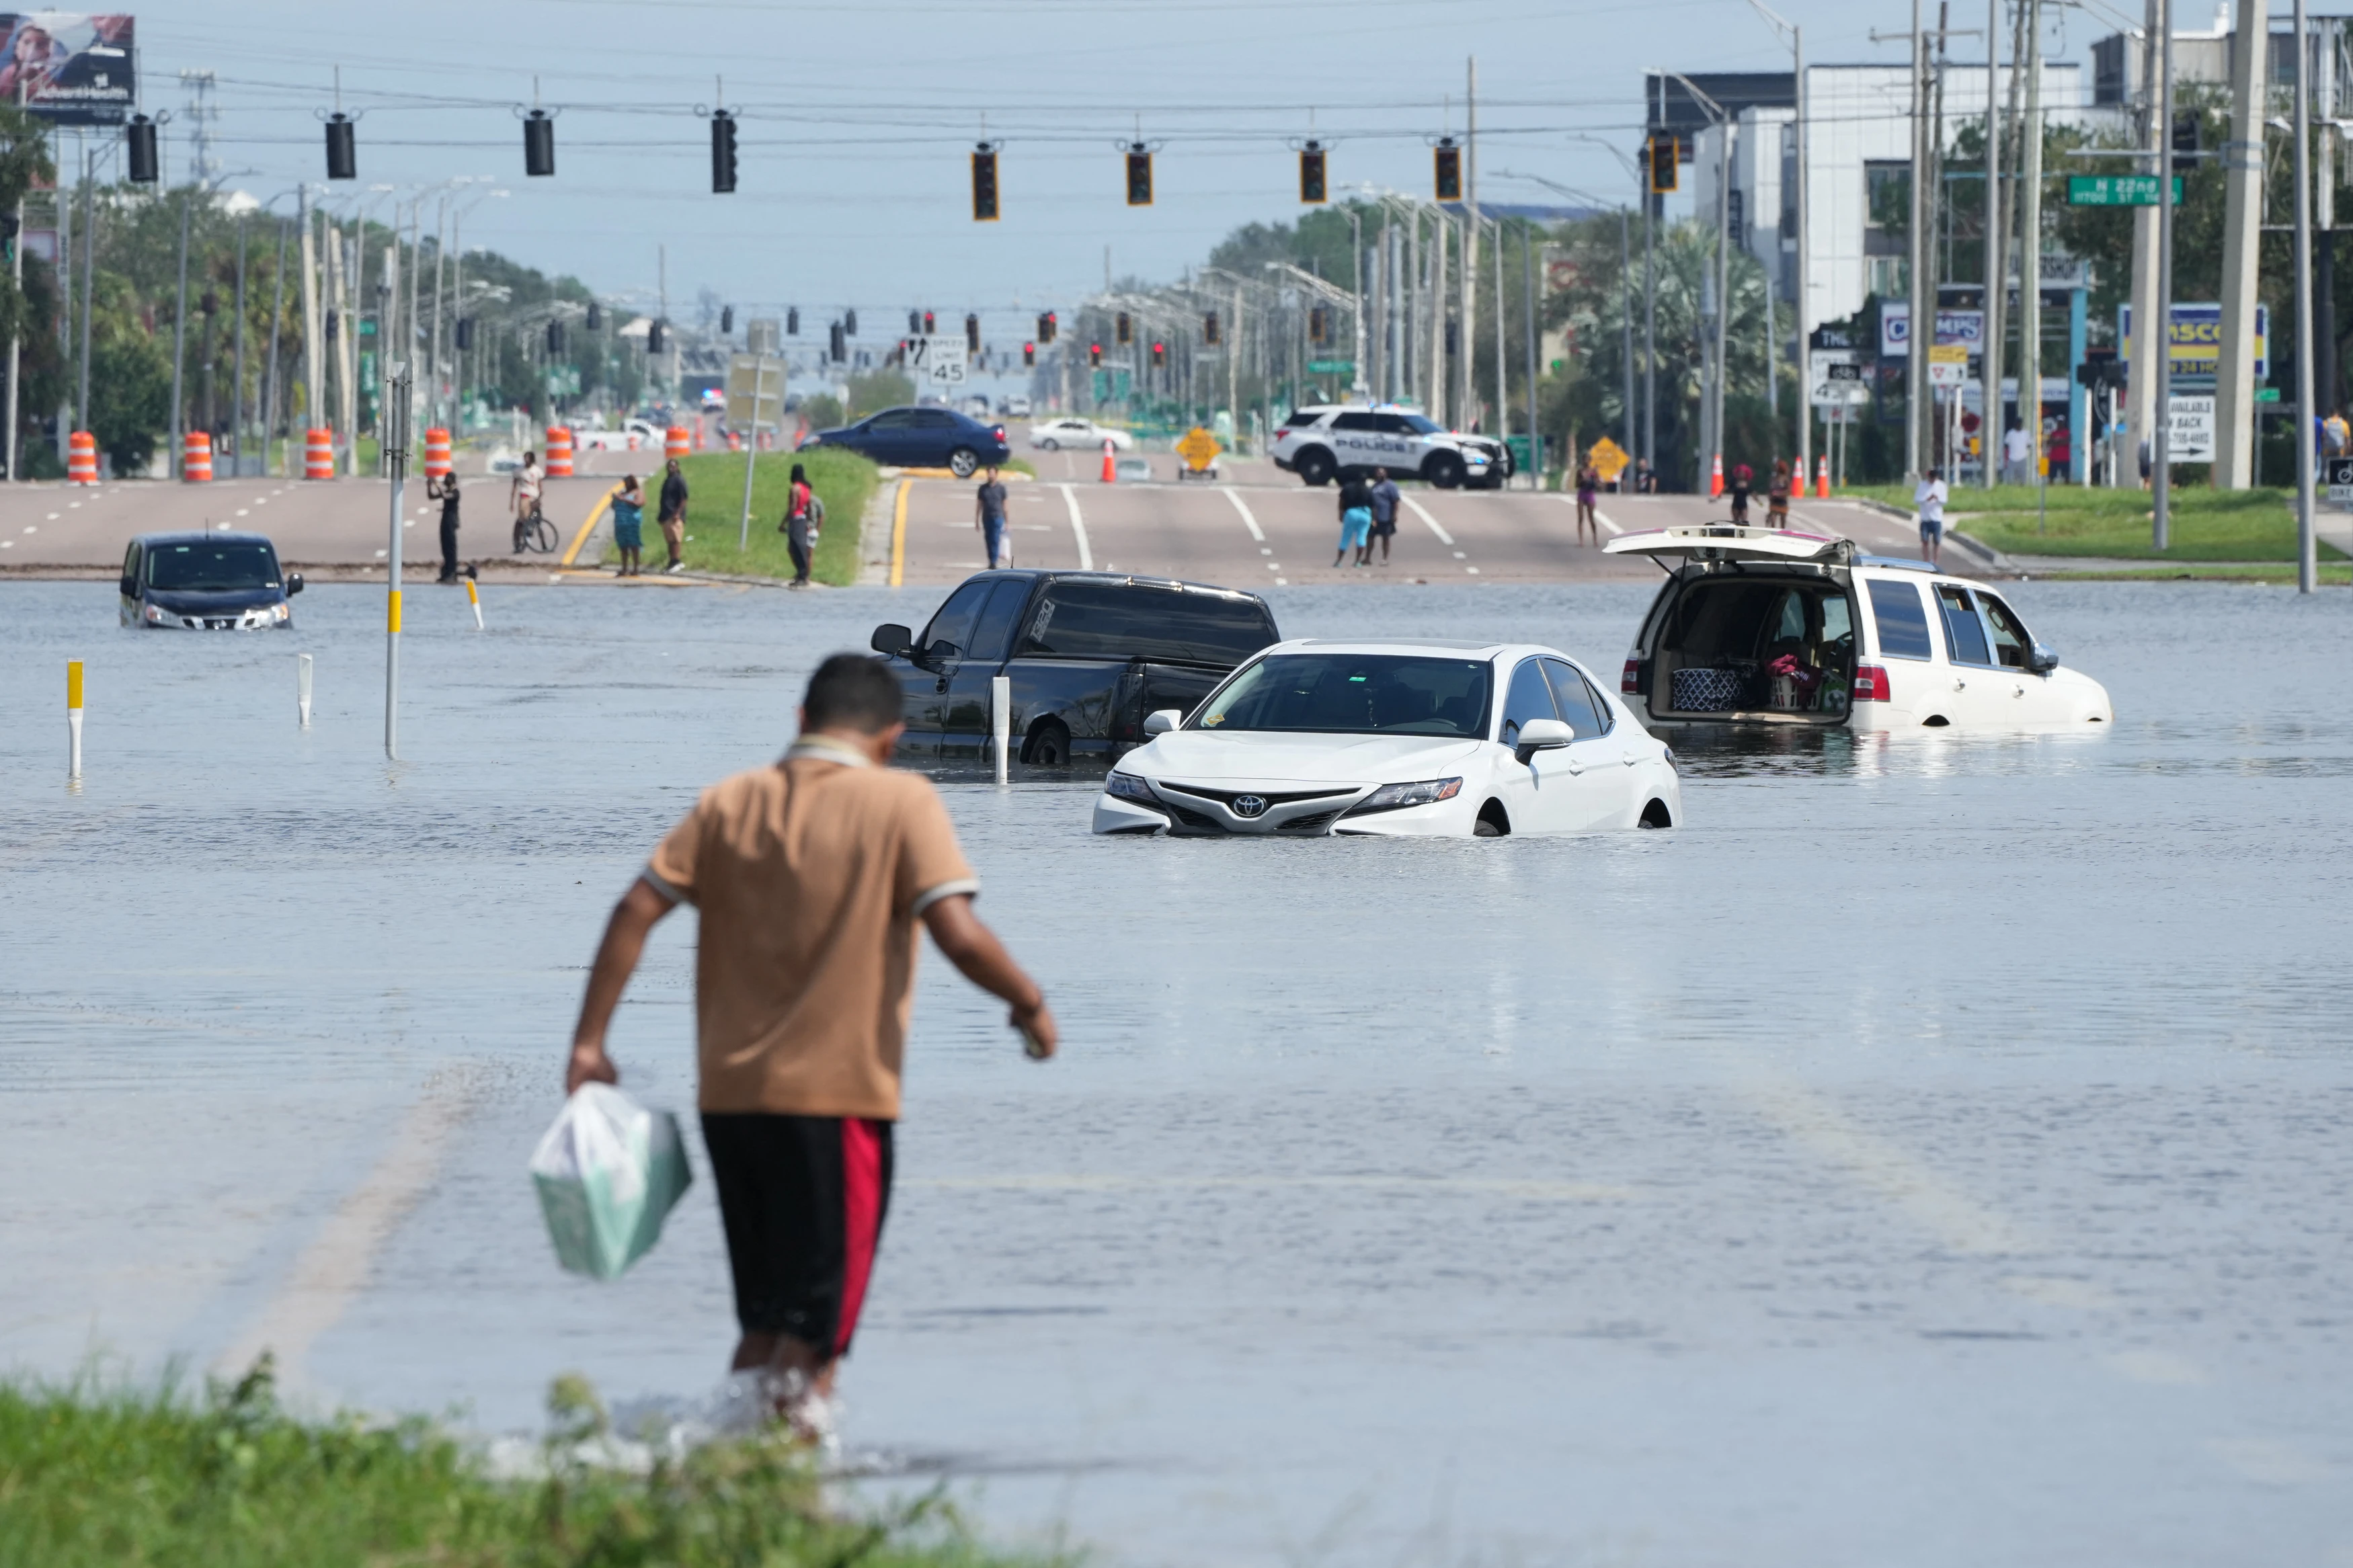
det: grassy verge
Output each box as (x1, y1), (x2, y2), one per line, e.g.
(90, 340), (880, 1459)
(1841, 482), (2348, 561)
(2027, 561), (2353, 583)
(0, 1362), (1041, 1568)
(599, 450), (880, 585)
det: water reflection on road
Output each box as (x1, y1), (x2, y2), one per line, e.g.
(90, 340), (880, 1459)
(4, 578), (2352, 1567)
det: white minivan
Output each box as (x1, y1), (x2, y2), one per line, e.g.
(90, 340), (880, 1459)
(1604, 526), (2112, 731)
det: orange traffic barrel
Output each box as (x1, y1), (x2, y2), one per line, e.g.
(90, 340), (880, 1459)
(1708, 452), (1724, 499)
(304, 428), (335, 479)
(423, 427), (452, 479)
(545, 425), (574, 478)
(66, 429), (97, 485)
(183, 431), (213, 483)
(726, 429), (742, 452)
(664, 425), (690, 460)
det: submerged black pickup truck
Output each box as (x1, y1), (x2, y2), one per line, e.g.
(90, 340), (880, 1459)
(870, 571), (1280, 765)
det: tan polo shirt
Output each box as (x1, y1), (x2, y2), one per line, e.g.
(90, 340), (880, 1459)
(642, 737), (979, 1120)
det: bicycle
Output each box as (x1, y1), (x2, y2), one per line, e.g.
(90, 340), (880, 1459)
(512, 501), (557, 554)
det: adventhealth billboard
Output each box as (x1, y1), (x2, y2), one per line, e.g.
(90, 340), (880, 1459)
(0, 14), (135, 126)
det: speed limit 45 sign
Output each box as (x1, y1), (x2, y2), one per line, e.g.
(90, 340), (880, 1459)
(904, 335), (968, 386)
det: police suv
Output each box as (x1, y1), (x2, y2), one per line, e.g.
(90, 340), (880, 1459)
(1269, 405), (1509, 490)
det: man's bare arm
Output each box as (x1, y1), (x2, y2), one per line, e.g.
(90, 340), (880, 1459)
(921, 893), (1058, 1057)
(566, 878), (676, 1091)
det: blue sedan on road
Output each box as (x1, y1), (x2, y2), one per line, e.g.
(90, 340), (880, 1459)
(799, 405), (1010, 477)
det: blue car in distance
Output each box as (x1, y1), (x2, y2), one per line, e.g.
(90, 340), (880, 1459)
(800, 405), (1010, 477)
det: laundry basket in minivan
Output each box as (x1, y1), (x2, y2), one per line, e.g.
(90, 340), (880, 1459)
(1670, 666), (1745, 711)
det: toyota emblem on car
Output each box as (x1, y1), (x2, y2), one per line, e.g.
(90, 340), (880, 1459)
(1230, 794), (1268, 819)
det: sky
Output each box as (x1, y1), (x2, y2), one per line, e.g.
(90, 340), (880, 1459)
(111, 0), (2075, 343)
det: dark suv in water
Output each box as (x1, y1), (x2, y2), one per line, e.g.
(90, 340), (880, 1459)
(801, 405), (1010, 477)
(871, 571), (1280, 764)
(120, 532), (303, 629)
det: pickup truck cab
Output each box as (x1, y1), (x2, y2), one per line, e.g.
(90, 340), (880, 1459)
(870, 570), (1280, 765)
(1604, 524), (2112, 731)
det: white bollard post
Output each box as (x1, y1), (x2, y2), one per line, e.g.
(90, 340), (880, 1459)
(66, 659), (83, 780)
(296, 653), (313, 728)
(992, 674), (1012, 786)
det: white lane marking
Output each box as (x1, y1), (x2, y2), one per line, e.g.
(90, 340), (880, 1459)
(45, 511), (58, 520)
(1745, 1081), (2036, 1255)
(1452, 550), (1466, 559)
(1466, 566), (1481, 575)
(22, 525), (34, 534)
(1222, 486), (1266, 541)
(1057, 483), (1092, 570)
(2206, 1438), (2334, 1485)
(1401, 494), (1455, 545)
(237, 508), (251, 516)
(1259, 547), (1272, 555)
(213, 1066), (481, 1388)
(1, 540), (12, 548)
(1275, 576), (1289, 585)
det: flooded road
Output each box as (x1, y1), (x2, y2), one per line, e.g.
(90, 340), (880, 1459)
(4, 577), (2350, 1566)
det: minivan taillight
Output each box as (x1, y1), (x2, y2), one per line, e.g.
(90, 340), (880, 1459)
(1621, 657), (1642, 695)
(1853, 663), (1891, 702)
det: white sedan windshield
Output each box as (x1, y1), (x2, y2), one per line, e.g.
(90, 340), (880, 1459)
(1198, 653), (1492, 737)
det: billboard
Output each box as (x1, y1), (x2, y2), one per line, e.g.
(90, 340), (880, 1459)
(0, 14), (135, 126)
(2117, 302), (2269, 381)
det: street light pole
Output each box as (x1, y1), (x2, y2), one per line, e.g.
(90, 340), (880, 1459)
(2293, 0), (2317, 591)
(1747, 0), (1810, 489)
(2154, 0), (2174, 548)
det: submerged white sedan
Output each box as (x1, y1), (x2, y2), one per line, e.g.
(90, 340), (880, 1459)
(1092, 638), (1683, 837)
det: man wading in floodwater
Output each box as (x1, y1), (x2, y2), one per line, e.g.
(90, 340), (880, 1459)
(563, 653), (1059, 1440)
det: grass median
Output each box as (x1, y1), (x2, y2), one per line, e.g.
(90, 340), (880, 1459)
(593, 450), (881, 585)
(1841, 482), (2348, 561)
(0, 1360), (1045, 1568)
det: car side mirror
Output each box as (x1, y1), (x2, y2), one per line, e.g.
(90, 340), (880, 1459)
(1513, 717), (1574, 764)
(118, 574), (136, 597)
(926, 640), (960, 664)
(1143, 708), (1181, 737)
(286, 573), (305, 596)
(871, 622), (913, 657)
(2027, 641), (2059, 674)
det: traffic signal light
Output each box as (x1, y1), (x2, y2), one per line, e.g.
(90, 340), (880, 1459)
(585, 301), (601, 331)
(2171, 110), (2200, 173)
(1088, 342), (1103, 367)
(721, 304), (734, 335)
(126, 114), (157, 183)
(788, 306), (799, 335)
(711, 110), (737, 194)
(1433, 136), (1461, 202)
(1150, 340), (1165, 368)
(1039, 310), (1057, 344)
(547, 321), (565, 354)
(523, 108), (555, 177)
(1125, 142), (1153, 206)
(1308, 306), (1328, 343)
(845, 308), (857, 337)
(325, 112), (356, 181)
(1116, 312), (1131, 345)
(830, 320), (846, 362)
(965, 313), (980, 354)
(1299, 140), (1326, 204)
(1203, 311), (1220, 345)
(924, 310), (936, 335)
(971, 143), (999, 221)
(1648, 133), (1679, 194)
(455, 317), (474, 351)
(1023, 341), (1035, 367)
(649, 319), (667, 355)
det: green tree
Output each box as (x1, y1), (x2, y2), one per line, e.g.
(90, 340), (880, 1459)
(844, 367), (913, 419)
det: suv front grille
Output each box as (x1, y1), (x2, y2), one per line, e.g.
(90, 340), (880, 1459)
(1156, 784), (1355, 810)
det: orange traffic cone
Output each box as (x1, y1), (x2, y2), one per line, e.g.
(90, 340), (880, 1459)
(1708, 452), (1724, 499)
(1101, 438), (1117, 483)
(1814, 451), (1831, 497)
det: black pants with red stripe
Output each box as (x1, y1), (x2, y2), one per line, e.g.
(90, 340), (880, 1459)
(701, 1114), (893, 1358)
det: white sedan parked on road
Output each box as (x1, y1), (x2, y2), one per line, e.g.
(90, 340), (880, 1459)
(1029, 417), (1134, 452)
(1092, 638), (1682, 837)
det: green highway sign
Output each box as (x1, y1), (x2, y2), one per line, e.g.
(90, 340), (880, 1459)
(2067, 174), (2181, 207)
(1307, 359), (1356, 374)
(2256, 386), (2282, 402)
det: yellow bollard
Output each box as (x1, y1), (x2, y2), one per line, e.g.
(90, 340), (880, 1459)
(66, 659), (83, 779)
(465, 573), (484, 630)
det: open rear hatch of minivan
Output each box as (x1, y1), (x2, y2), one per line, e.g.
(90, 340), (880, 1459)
(1607, 528), (1859, 727)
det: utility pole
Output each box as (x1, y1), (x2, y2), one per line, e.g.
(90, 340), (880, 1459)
(2126, 0), (2162, 493)
(2293, 0), (2317, 591)
(2212, 0), (2264, 487)
(1792, 22), (1810, 487)
(1461, 57), (1479, 429)
(1493, 215), (1508, 462)
(2154, 0), (2176, 548)
(2021, 0), (2044, 489)
(168, 192), (190, 477)
(1982, 0), (2003, 489)
(1523, 225), (1540, 481)
(301, 196), (323, 452)
(264, 209), (288, 475)
(231, 215), (247, 476)
(1712, 121), (1732, 490)
(1644, 116), (1657, 477)
(76, 142), (93, 438)
(3, 83), (23, 482)
(1906, 0), (1929, 478)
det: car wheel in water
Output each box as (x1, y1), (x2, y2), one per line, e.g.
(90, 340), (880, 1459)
(949, 447), (980, 478)
(1025, 720), (1071, 767)
(1296, 448), (1336, 487)
(1424, 453), (1466, 490)
(1638, 799), (1673, 829)
(1474, 800), (1511, 837)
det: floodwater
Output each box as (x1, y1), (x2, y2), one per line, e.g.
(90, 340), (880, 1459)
(4, 576), (2351, 1567)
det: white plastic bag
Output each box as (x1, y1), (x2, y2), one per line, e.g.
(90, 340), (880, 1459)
(530, 1083), (692, 1280)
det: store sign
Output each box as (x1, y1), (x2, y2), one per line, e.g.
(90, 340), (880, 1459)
(2118, 302), (2270, 380)
(2167, 394), (2215, 462)
(1880, 304), (1985, 357)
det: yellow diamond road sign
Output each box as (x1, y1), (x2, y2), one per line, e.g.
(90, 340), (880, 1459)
(1587, 436), (1630, 482)
(1176, 426), (1222, 470)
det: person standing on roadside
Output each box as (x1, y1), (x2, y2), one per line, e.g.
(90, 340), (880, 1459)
(1334, 471), (1373, 567)
(429, 470), (462, 583)
(1915, 465), (1948, 568)
(610, 474), (646, 577)
(1367, 466), (1401, 565)
(563, 653), (1058, 1442)
(658, 458), (690, 574)
(1766, 458), (1792, 527)
(973, 464), (1009, 571)
(784, 463), (817, 587)
(2001, 419), (2033, 487)
(1572, 458), (1601, 546)
(510, 451), (543, 553)
(1727, 461), (1753, 524)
